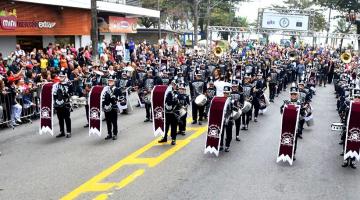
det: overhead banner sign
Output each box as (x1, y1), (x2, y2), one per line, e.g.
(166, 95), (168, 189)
(261, 12), (309, 31)
(109, 17), (137, 33)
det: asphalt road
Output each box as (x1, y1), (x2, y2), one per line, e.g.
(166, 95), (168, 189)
(0, 85), (359, 200)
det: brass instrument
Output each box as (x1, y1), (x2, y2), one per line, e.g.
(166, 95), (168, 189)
(213, 46), (223, 57)
(288, 51), (298, 61)
(340, 52), (352, 64)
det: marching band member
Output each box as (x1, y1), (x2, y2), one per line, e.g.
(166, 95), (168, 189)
(102, 78), (121, 140)
(253, 72), (266, 122)
(204, 77), (216, 119)
(158, 80), (179, 145)
(177, 82), (190, 135)
(190, 72), (207, 125)
(117, 71), (132, 114)
(280, 86), (304, 160)
(54, 73), (73, 138)
(220, 86), (234, 152)
(142, 68), (163, 122)
(230, 79), (243, 141)
(241, 74), (254, 130)
(267, 66), (279, 103)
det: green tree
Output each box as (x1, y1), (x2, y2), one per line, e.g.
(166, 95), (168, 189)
(316, 0), (360, 50)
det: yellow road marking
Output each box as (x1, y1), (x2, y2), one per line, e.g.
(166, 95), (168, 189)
(60, 121), (207, 200)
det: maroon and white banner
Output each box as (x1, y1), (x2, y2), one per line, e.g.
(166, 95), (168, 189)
(204, 97), (229, 156)
(344, 101), (360, 161)
(277, 104), (300, 165)
(39, 83), (55, 136)
(152, 85), (172, 137)
(89, 86), (107, 137)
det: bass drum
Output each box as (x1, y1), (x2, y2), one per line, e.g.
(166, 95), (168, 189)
(195, 94), (207, 106)
(232, 108), (242, 120)
(241, 101), (252, 113)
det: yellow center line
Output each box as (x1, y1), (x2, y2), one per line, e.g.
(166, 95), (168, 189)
(60, 119), (208, 200)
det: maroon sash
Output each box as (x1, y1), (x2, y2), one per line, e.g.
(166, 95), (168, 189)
(204, 97), (229, 156)
(152, 85), (171, 137)
(344, 101), (360, 161)
(39, 83), (55, 135)
(277, 104), (300, 165)
(89, 86), (107, 137)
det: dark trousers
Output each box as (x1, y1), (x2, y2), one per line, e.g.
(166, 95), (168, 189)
(105, 109), (118, 136)
(165, 113), (177, 140)
(178, 113), (187, 132)
(319, 74), (327, 86)
(220, 121), (233, 147)
(56, 107), (71, 134)
(298, 119), (305, 137)
(277, 80), (282, 94)
(192, 101), (204, 122)
(85, 105), (89, 123)
(242, 108), (252, 126)
(235, 117), (241, 136)
(269, 82), (277, 100)
(145, 103), (152, 119)
(253, 103), (260, 118)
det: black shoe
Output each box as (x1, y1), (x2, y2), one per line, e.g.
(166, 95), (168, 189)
(192, 121), (197, 124)
(254, 118), (258, 122)
(199, 118), (203, 122)
(339, 141), (344, 145)
(293, 156), (296, 161)
(84, 124), (89, 128)
(340, 152), (344, 156)
(144, 118), (150, 122)
(225, 147), (230, 152)
(113, 135), (117, 140)
(342, 162), (349, 167)
(298, 135), (303, 139)
(171, 140), (176, 145)
(105, 135), (112, 140)
(178, 131), (186, 136)
(219, 146), (224, 151)
(150, 119), (153, 122)
(241, 126), (246, 130)
(270, 99), (274, 103)
(66, 133), (71, 138)
(136, 104), (140, 107)
(158, 137), (167, 143)
(56, 133), (65, 138)
(121, 111), (128, 115)
(244, 125), (248, 130)
(350, 163), (356, 169)
(236, 136), (241, 141)
(198, 121), (202, 125)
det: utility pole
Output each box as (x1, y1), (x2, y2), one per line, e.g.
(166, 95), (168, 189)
(194, 0), (200, 46)
(205, 0), (211, 54)
(158, 0), (161, 43)
(91, 0), (99, 65)
(325, 8), (332, 46)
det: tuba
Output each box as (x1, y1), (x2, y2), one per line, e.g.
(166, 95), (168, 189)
(288, 51), (298, 61)
(340, 52), (352, 64)
(213, 46), (223, 57)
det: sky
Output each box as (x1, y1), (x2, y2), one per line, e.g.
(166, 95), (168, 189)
(236, 0), (286, 23)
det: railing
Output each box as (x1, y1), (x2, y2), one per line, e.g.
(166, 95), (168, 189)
(0, 88), (41, 129)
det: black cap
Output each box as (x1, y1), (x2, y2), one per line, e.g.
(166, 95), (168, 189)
(232, 79), (239, 86)
(290, 86), (299, 94)
(224, 86), (231, 93)
(353, 88), (360, 97)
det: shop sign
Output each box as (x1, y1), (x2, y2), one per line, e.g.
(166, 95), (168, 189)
(109, 17), (137, 33)
(0, 8), (56, 30)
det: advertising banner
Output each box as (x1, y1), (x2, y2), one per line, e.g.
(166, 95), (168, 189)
(261, 12), (309, 31)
